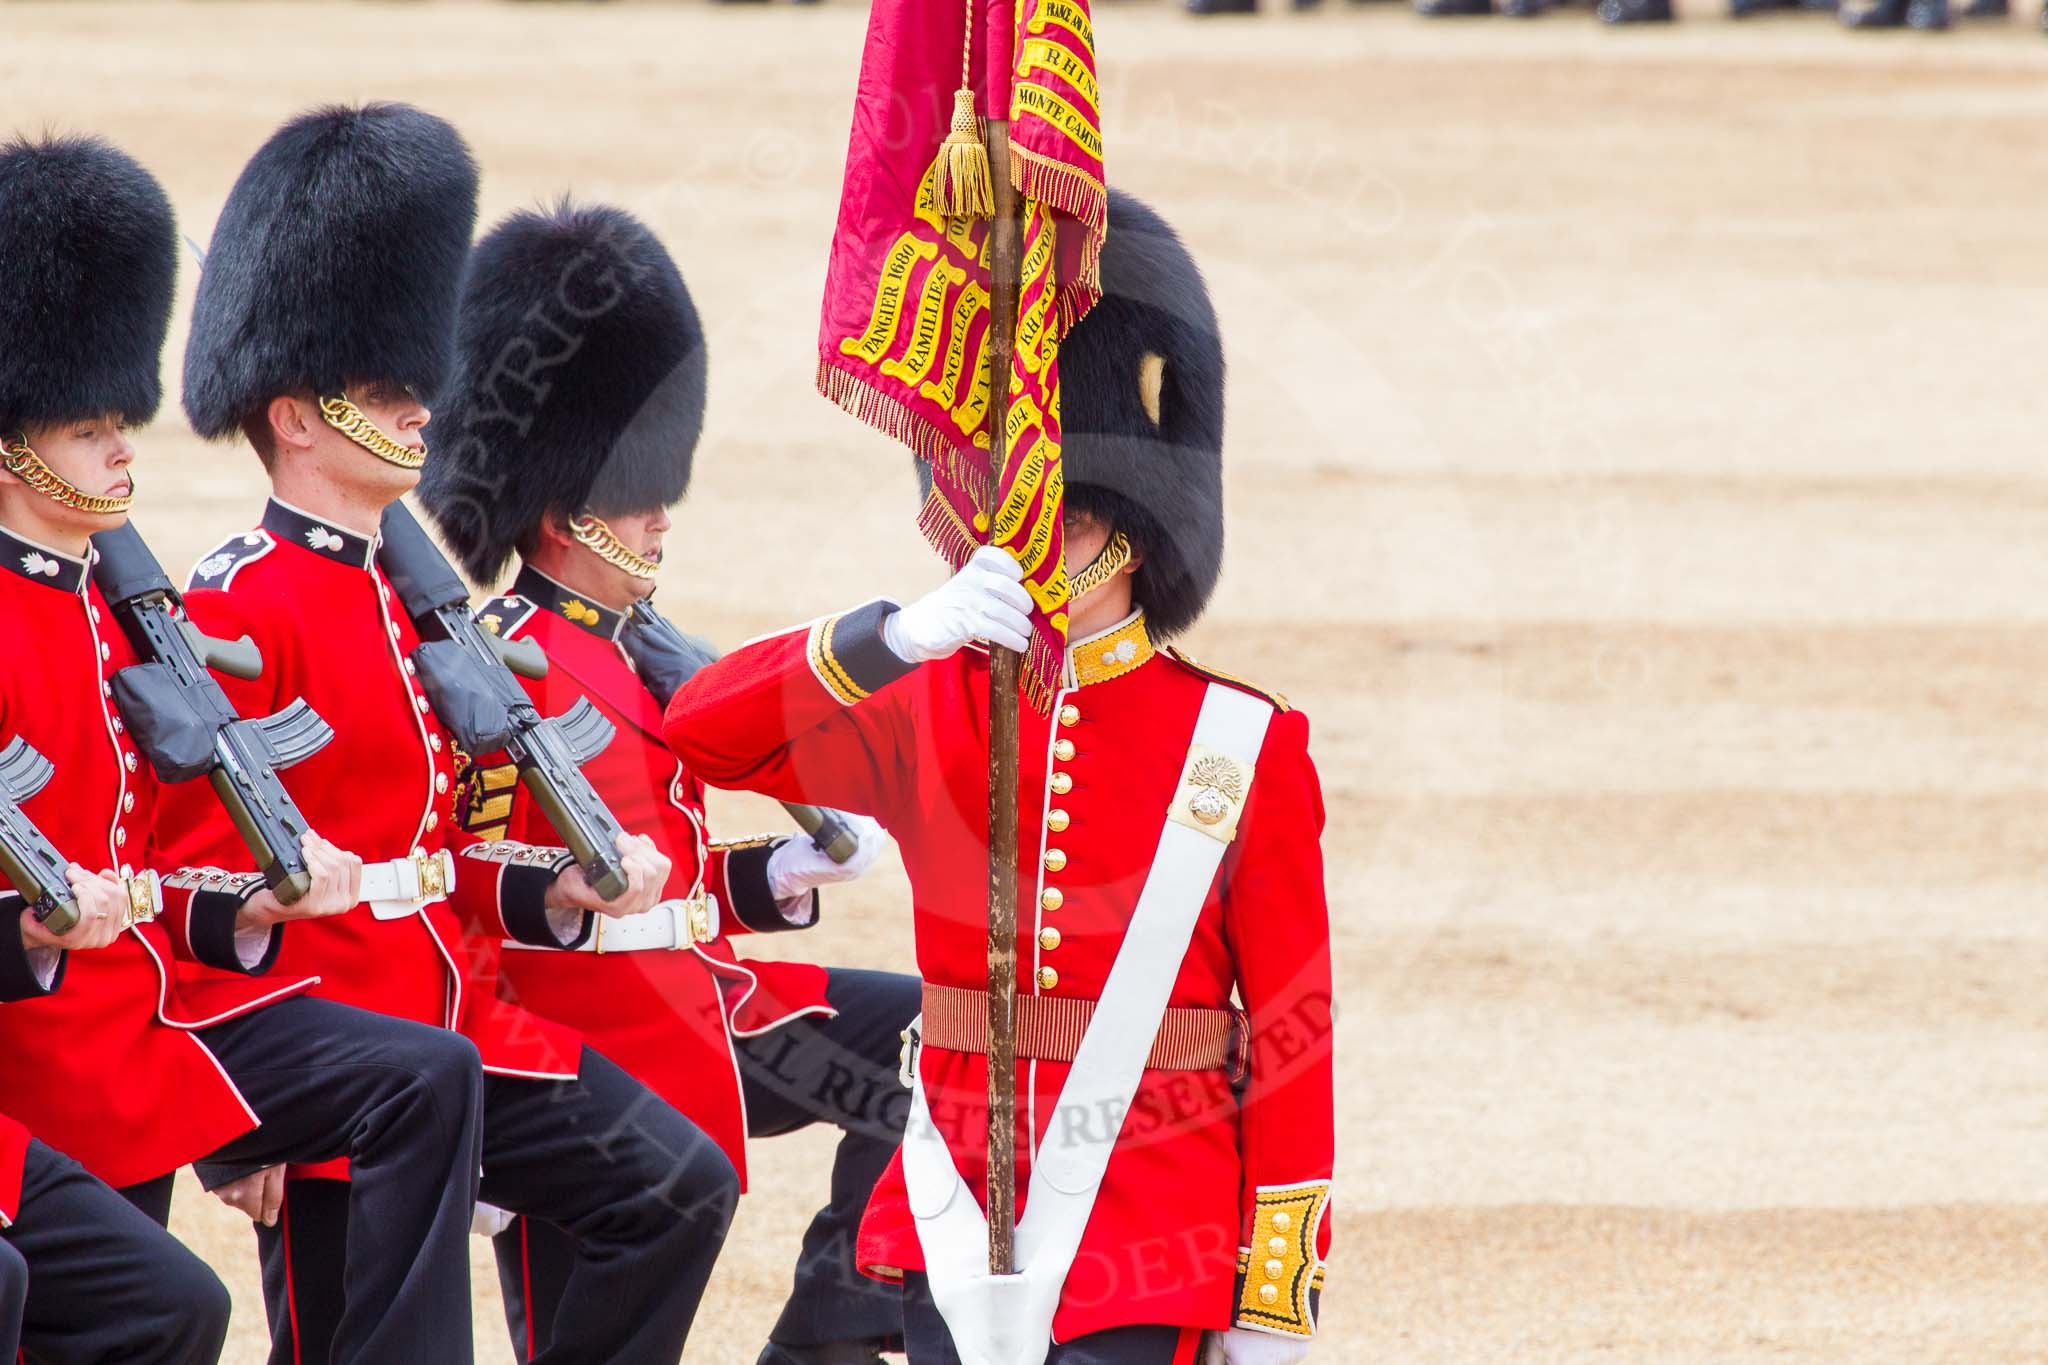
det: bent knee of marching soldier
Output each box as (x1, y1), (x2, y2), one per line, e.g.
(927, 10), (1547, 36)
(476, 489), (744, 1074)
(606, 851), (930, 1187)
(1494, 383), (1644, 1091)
(568, 1050), (736, 1231)
(357, 1014), (484, 1147)
(406, 1026), (486, 1137)
(627, 1107), (740, 1247)
(154, 1240), (233, 1362)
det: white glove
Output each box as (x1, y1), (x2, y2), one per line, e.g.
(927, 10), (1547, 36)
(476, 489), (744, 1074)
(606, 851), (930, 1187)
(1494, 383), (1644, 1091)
(470, 1200), (516, 1238)
(881, 546), (1032, 662)
(1204, 1328), (1312, 1365)
(767, 814), (887, 900)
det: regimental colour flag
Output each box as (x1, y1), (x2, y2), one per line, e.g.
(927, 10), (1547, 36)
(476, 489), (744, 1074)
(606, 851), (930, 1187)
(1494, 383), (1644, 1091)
(818, 0), (1107, 710)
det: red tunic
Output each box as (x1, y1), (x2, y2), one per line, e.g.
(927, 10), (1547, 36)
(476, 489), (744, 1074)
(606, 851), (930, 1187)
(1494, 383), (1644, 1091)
(665, 603), (1336, 1343)
(460, 572), (833, 1186)
(0, 525), (316, 1189)
(152, 500), (584, 1085)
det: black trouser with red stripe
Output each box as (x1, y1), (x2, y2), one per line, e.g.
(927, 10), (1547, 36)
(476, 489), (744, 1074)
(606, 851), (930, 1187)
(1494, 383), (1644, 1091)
(494, 967), (917, 1361)
(3, 1139), (228, 1365)
(148, 996), (488, 1365)
(259, 1045), (737, 1365)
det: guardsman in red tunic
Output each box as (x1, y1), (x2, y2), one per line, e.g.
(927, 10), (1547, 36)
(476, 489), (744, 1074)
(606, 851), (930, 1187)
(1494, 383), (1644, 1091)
(419, 201), (920, 1365)
(0, 133), (491, 1364)
(153, 104), (740, 1365)
(666, 191), (1335, 1365)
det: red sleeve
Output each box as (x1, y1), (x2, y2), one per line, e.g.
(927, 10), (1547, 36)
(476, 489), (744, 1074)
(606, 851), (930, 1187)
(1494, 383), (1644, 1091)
(662, 600), (921, 821)
(1219, 707), (1335, 1341)
(449, 829), (586, 949)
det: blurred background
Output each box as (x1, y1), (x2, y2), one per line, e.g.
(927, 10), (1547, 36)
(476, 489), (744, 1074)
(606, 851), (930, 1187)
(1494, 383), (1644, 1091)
(7, 0), (2048, 1359)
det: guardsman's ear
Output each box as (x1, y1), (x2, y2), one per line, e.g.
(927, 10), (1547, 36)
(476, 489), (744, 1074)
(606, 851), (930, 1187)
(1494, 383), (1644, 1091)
(535, 510), (579, 551)
(268, 395), (319, 454)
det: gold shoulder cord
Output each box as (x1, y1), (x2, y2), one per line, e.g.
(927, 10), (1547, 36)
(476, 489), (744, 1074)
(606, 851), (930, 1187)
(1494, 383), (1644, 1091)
(570, 514), (660, 580)
(1067, 531), (1131, 600)
(1, 439), (136, 514)
(318, 395), (426, 470)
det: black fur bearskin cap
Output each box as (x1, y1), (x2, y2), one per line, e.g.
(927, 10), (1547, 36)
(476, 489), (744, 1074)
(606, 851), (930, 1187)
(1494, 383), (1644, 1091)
(0, 134), (177, 436)
(182, 102), (479, 440)
(419, 200), (706, 585)
(1058, 187), (1225, 638)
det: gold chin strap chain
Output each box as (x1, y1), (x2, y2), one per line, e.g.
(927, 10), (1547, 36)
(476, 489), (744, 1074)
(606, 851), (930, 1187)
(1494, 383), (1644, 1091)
(318, 395), (426, 470)
(570, 514), (660, 580)
(1, 439), (136, 515)
(1068, 531), (1132, 600)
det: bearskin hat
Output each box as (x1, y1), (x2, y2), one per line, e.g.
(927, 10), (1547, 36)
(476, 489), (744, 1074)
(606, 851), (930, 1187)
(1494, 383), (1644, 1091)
(182, 102), (479, 440)
(419, 201), (706, 585)
(0, 135), (176, 437)
(1059, 188), (1225, 639)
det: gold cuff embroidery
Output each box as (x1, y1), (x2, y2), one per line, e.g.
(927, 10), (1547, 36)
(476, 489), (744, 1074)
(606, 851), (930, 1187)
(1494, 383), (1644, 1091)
(1234, 1180), (1330, 1338)
(807, 614), (871, 705)
(708, 833), (780, 852)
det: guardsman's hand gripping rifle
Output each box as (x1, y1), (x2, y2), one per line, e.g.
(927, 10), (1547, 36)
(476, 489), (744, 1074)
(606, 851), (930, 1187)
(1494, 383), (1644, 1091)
(619, 601), (860, 865)
(377, 502), (631, 901)
(0, 739), (81, 935)
(89, 523), (334, 905)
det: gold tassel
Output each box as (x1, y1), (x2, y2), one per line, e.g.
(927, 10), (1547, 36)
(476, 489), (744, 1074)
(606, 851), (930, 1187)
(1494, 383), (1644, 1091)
(932, 87), (993, 220)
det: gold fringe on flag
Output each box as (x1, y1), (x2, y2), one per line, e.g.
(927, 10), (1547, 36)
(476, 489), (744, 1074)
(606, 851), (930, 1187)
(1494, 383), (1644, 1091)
(817, 359), (993, 511)
(1007, 142), (1107, 329)
(917, 488), (982, 568)
(923, 483), (1057, 709)
(1022, 631), (1061, 713)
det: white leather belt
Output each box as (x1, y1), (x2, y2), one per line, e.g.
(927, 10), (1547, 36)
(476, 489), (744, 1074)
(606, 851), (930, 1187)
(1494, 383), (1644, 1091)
(502, 894), (719, 954)
(360, 851), (457, 921)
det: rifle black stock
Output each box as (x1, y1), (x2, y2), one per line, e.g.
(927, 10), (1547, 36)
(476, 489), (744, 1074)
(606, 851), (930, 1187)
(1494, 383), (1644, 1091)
(89, 524), (332, 905)
(621, 601), (860, 865)
(0, 738), (81, 934)
(377, 503), (630, 900)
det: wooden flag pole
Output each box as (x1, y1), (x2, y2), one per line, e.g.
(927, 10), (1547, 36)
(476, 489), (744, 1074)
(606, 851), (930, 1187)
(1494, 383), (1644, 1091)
(982, 114), (1025, 1278)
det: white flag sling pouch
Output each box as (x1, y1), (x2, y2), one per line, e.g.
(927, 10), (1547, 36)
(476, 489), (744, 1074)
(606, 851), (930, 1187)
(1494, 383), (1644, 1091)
(903, 682), (1275, 1365)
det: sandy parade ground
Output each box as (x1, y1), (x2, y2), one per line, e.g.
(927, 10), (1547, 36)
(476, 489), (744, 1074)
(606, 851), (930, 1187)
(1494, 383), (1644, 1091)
(7, 0), (2048, 1359)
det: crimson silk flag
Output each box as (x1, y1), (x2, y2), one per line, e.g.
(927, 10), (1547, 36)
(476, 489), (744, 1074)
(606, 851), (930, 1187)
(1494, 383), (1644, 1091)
(818, 0), (1106, 710)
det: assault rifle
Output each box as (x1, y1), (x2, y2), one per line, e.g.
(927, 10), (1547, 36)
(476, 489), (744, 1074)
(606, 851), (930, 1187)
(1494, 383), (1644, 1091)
(91, 523), (333, 905)
(0, 739), (81, 934)
(376, 502), (630, 901)
(620, 602), (860, 865)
